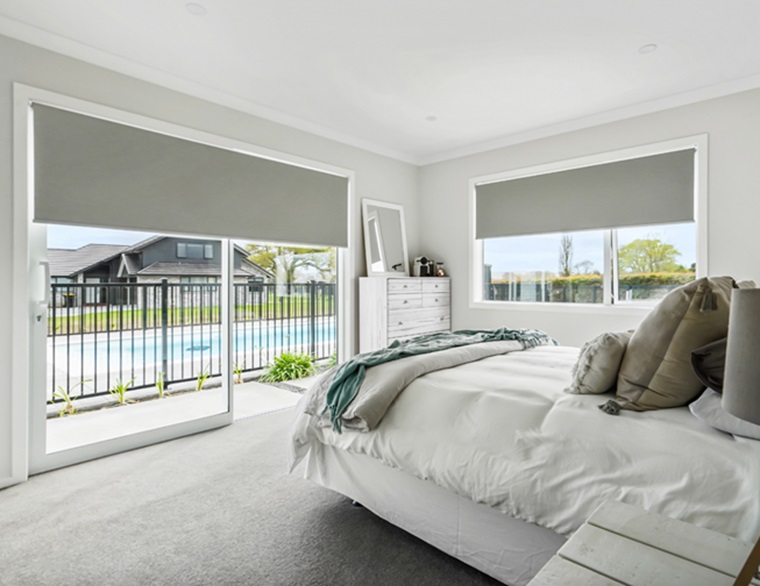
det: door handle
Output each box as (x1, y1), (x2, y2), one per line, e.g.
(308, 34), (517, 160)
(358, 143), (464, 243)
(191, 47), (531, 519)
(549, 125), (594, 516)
(36, 260), (50, 322)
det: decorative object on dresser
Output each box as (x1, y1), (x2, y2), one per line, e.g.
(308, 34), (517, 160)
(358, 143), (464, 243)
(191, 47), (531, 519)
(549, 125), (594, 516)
(412, 256), (434, 277)
(361, 198), (410, 276)
(359, 277), (450, 353)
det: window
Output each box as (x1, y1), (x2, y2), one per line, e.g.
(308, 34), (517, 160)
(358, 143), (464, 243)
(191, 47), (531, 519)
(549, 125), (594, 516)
(473, 140), (705, 307)
(180, 276), (218, 292)
(177, 242), (213, 259)
(483, 222), (695, 305)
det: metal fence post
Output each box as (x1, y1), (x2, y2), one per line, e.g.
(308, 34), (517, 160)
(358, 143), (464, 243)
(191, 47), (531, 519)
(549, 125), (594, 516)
(309, 281), (317, 357)
(161, 279), (169, 381)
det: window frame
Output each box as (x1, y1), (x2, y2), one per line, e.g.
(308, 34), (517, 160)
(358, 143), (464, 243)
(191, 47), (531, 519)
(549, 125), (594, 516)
(469, 135), (708, 313)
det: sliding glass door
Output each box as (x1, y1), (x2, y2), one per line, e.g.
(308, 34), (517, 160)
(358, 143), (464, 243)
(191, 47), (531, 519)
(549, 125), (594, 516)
(15, 84), (351, 477)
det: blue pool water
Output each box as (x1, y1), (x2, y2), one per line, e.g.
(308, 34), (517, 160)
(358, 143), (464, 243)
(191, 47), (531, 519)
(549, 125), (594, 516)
(52, 318), (336, 364)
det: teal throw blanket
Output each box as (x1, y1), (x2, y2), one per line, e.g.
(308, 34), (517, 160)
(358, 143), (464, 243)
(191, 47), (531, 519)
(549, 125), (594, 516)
(324, 327), (556, 432)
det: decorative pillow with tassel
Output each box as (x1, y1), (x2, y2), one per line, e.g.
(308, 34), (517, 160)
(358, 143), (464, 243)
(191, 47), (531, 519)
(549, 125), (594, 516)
(615, 276), (736, 411)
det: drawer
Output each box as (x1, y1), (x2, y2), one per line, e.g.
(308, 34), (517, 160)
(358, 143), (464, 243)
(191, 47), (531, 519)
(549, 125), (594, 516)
(422, 279), (449, 293)
(388, 307), (450, 336)
(388, 294), (422, 310)
(388, 323), (451, 346)
(388, 279), (422, 294)
(422, 292), (448, 308)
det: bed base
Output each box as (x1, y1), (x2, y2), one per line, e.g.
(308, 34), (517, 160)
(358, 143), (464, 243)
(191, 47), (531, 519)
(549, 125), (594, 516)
(302, 443), (565, 586)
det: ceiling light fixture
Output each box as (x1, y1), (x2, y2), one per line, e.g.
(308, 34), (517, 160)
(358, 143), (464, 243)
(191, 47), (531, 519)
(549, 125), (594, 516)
(638, 43), (658, 54)
(185, 2), (207, 16)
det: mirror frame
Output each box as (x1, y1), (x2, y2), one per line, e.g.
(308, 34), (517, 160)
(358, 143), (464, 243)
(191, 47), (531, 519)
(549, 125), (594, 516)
(361, 198), (410, 277)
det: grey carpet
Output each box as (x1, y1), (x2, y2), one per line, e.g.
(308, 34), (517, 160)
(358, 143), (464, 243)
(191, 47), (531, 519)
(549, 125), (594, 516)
(0, 409), (501, 586)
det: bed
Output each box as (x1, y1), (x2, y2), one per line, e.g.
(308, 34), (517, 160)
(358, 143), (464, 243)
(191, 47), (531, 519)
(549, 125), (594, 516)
(288, 341), (760, 585)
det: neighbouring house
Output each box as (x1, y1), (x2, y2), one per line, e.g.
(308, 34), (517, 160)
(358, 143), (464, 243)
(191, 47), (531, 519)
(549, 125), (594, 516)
(48, 235), (273, 306)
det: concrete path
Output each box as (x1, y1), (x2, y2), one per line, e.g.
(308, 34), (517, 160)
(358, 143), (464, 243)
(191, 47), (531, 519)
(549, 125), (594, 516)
(47, 380), (302, 453)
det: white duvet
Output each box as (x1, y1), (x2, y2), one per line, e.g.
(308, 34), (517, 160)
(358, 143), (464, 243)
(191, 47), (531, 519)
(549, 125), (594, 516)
(290, 345), (760, 541)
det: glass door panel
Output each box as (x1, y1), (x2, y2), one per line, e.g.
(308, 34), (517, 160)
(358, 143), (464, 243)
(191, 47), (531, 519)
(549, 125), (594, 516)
(30, 225), (233, 473)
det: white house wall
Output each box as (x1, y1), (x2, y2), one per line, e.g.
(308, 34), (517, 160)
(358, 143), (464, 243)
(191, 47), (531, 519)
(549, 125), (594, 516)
(418, 89), (760, 346)
(0, 34), (418, 486)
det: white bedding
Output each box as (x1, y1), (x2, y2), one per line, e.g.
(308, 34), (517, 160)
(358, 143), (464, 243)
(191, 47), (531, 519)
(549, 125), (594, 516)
(290, 345), (760, 541)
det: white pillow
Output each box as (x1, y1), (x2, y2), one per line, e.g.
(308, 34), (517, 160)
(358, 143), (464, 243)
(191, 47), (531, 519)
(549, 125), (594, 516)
(690, 389), (760, 440)
(565, 331), (633, 395)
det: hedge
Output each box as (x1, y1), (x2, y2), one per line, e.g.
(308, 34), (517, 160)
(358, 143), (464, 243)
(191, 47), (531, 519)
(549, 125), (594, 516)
(490, 272), (696, 303)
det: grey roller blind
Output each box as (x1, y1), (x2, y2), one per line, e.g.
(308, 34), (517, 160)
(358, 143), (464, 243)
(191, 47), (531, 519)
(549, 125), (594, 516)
(475, 149), (695, 239)
(33, 104), (349, 247)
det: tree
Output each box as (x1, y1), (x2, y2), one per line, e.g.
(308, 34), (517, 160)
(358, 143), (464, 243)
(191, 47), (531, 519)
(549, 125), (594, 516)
(246, 244), (336, 283)
(558, 235), (574, 277)
(573, 260), (598, 275)
(617, 238), (681, 273)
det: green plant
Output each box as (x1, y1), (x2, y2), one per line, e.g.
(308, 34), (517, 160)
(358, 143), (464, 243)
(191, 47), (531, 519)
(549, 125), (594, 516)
(49, 379), (90, 417)
(156, 372), (165, 398)
(234, 363), (243, 385)
(196, 367), (210, 391)
(326, 352), (337, 369)
(262, 352), (316, 383)
(109, 377), (135, 405)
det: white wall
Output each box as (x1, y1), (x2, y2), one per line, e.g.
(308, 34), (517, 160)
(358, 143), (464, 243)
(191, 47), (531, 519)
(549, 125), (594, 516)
(419, 89), (760, 346)
(0, 35), (419, 485)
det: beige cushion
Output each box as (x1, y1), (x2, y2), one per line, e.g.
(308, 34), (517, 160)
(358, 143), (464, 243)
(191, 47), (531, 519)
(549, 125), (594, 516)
(616, 276), (736, 411)
(565, 331), (633, 395)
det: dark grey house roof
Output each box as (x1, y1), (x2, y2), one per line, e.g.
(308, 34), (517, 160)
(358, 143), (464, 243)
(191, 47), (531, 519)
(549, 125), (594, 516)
(49, 236), (274, 280)
(49, 244), (129, 277)
(137, 259), (270, 278)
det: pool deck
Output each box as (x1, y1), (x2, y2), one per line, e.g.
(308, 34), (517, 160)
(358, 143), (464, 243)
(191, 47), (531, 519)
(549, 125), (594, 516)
(46, 376), (317, 453)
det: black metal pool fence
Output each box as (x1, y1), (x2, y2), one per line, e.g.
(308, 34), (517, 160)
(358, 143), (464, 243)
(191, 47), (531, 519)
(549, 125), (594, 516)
(48, 280), (336, 402)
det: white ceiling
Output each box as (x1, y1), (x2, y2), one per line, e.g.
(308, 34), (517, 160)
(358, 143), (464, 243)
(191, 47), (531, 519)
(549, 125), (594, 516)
(2, 0), (760, 164)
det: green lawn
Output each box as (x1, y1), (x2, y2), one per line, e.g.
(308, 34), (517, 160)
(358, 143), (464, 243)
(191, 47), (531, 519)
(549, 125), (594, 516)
(49, 297), (335, 335)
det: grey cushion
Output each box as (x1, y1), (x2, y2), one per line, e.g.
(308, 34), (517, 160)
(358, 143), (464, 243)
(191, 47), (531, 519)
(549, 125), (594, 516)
(616, 276), (736, 411)
(690, 389), (760, 440)
(691, 337), (727, 394)
(565, 331), (633, 395)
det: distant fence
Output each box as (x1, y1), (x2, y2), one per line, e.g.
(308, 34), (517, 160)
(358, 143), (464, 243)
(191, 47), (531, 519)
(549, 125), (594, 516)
(48, 280), (336, 402)
(486, 282), (683, 304)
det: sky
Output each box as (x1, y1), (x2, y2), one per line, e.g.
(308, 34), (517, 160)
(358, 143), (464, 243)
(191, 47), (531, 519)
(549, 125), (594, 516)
(49, 222), (697, 277)
(484, 223), (696, 276)
(47, 224), (155, 249)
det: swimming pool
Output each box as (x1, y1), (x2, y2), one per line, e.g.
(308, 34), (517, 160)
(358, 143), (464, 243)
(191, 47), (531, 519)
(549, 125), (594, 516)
(48, 317), (336, 394)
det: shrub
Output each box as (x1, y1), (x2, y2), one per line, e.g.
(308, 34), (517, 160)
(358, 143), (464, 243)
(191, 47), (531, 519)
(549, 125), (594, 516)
(50, 379), (90, 417)
(196, 367), (210, 391)
(109, 378), (135, 405)
(262, 352), (316, 383)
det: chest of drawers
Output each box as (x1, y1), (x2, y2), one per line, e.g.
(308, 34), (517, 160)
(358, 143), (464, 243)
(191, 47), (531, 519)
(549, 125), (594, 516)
(359, 277), (451, 353)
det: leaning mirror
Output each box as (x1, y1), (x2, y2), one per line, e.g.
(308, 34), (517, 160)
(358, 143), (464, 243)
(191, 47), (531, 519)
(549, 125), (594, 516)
(362, 199), (409, 276)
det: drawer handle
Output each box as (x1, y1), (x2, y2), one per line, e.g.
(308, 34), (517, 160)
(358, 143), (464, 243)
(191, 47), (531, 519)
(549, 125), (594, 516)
(435, 284), (439, 288)
(403, 300), (408, 304)
(398, 321), (403, 326)
(403, 284), (408, 288)
(440, 316), (444, 321)
(434, 298), (439, 303)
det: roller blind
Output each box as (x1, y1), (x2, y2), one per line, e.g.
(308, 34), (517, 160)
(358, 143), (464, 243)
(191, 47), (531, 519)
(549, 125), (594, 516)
(475, 149), (695, 239)
(33, 104), (349, 247)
